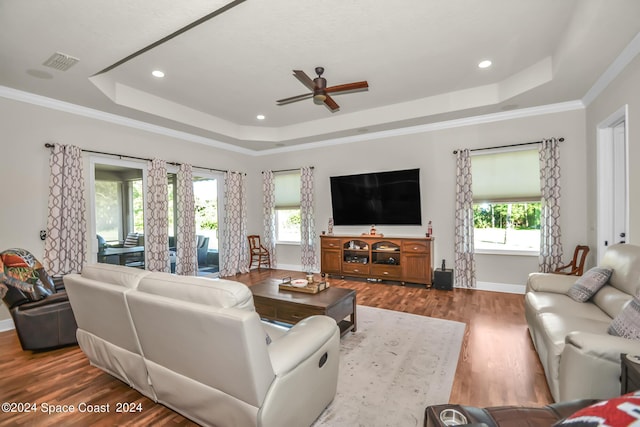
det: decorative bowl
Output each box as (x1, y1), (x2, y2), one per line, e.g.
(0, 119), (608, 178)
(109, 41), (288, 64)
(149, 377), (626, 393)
(290, 279), (309, 288)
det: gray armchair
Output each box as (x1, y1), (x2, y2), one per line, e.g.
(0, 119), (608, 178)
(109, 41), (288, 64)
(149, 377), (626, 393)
(196, 235), (209, 267)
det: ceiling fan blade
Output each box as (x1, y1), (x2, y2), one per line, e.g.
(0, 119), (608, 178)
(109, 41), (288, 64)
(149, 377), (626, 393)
(292, 70), (315, 91)
(324, 95), (340, 112)
(325, 81), (369, 94)
(276, 93), (313, 105)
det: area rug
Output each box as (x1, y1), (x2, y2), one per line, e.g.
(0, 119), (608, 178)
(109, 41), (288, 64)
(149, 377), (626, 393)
(313, 305), (465, 427)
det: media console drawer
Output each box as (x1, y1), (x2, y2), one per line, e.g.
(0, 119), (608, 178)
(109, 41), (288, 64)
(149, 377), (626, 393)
(342, 263), (370, 275)
(371, 264), (401, 279)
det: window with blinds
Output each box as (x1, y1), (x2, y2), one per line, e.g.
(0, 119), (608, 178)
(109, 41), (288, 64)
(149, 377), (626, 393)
(471, 149), (541, 253)
(275, 171), (301, 243)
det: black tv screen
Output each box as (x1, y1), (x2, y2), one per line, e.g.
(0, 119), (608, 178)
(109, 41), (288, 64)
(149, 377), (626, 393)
(330, 168), (422, 225)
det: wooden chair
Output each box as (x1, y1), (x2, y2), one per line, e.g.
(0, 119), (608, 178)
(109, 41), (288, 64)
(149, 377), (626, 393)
(248, 235), (271, 270)
(554, 245), (590, 276)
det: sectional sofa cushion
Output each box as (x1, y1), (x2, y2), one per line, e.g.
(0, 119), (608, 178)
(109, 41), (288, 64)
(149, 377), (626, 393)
(567, 267), (612, 302)
(138, 272), (255, 310)
(608, 296), (640, 339)
(80, 262), (151, 288)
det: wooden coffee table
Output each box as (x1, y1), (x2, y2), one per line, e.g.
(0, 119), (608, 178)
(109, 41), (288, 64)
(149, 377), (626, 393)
(250, 279), (357, 337)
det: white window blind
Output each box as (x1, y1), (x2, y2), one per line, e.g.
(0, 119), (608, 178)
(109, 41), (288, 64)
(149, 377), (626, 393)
(471, 149), (540, 202)
(274, 171), (301, 209)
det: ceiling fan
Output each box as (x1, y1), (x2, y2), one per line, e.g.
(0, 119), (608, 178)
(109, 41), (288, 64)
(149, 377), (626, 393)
(276, 67), (369, 112)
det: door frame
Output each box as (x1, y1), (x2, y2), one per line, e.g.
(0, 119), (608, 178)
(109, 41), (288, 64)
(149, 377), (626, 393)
(596, 104), (629, 262)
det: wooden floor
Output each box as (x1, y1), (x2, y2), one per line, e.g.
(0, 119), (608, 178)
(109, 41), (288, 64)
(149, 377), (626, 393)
(0, 269), (552, 426)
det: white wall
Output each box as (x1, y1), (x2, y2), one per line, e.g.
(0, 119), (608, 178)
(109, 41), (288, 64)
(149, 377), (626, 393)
(585, 52), (640, 252)
(256, 109), (588, 291)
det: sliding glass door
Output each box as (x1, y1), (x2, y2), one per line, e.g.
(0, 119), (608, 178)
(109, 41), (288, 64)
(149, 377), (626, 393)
(91, 158), (146, 267)
(193, 175), (221, 275)
(90, 158), (223, 275)
(165, 169), (223, 275)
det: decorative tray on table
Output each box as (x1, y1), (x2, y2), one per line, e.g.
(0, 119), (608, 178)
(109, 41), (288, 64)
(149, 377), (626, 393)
(278, 277), (329, 294)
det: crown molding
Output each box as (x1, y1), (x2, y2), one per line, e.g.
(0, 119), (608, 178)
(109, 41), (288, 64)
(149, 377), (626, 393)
(0, 86), (255, 155)
(254, 100), (585, 155)
(1, 85), (583, 157)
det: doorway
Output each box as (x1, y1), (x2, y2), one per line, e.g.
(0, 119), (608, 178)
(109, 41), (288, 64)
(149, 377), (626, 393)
(596, 105), (629, 262)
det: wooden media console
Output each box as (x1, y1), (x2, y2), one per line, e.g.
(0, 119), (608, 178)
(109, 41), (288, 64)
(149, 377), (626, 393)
(320, 234), (433, 287)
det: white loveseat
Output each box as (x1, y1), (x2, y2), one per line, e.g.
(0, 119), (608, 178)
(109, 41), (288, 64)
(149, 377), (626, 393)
(525, 243), (640, 402)
(64, 263), (340, 427)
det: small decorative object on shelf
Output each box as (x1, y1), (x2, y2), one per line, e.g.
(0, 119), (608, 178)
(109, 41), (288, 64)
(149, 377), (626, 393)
(328, 218), (334, 235)
(370, 225), (377, 235)
(426, 220), (433, 237)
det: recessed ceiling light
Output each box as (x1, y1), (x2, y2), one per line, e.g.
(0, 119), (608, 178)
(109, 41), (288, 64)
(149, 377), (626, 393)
(256, 114), (265, 120)
(152, 70), (165, 78)
(478, 60), (492, 69)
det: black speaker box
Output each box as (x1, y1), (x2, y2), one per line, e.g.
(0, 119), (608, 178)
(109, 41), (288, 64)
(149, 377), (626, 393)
(433, 269), (453, 290)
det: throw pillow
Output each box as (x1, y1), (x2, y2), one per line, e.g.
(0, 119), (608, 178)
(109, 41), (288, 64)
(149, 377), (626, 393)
(553, 391), (640, 426)
(123, 232), (139, 248)
(608, 296), (640, 340)
(567, 267), (612, 302)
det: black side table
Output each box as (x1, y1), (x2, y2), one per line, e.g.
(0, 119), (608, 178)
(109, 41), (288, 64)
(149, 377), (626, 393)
(621, 353), (640, 394)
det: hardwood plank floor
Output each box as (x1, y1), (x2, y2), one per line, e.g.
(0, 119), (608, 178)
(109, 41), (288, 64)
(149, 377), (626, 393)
(0, 269), (552, 426)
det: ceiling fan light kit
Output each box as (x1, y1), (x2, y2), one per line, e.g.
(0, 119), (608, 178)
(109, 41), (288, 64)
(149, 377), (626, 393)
(277, 66), (368, 112)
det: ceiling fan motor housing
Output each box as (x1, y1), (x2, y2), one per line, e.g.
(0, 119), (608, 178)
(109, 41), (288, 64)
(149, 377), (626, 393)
(313, 77), (327, 103)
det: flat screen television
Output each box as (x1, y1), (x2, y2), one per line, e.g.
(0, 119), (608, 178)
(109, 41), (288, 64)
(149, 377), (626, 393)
(329, 168), (422, 225)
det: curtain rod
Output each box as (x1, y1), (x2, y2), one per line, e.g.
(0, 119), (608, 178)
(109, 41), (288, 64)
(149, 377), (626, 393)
(262, 166), (315, 174)
(44, 143), (229, 174)
(452, 137), (564, 154)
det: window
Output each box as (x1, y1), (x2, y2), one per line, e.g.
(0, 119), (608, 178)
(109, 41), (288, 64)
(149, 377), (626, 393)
(274, 171), (301, 243)
(471, 149), (541, 253)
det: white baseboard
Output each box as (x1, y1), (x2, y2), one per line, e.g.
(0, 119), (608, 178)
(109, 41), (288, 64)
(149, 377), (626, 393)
(274, 264), (306, 272)
(0, 318), (15, 332)
(257, 265), (526, 294)
(473, 281), (526, 294)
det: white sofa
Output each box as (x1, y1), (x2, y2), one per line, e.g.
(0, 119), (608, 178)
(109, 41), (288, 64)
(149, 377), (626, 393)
(525, 243), (640, 402)
(64, 263), (340, 427)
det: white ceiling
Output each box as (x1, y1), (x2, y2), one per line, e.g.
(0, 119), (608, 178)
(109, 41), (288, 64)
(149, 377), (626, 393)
(1, 0), (640, 152)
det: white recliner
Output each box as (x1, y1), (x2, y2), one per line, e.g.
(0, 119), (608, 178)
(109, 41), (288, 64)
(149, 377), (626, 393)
(63, 263), (156, 399)
(64, 264), (340, 427)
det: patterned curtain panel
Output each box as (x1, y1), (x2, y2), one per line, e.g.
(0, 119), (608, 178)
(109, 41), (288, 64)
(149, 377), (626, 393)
(146, 159), (170, 272)
(175, 164), (197, 275)
(300, 167), (317, 272)
(220, 171), (249, 277)
(455, 149), (476, 288)
(43, 143), (87, 276)
(262, 170), (277, 268)
(539, 138), (563, 272)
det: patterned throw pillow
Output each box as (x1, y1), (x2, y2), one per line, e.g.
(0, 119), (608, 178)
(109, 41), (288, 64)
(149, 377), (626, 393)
(567, 267), (613, 302)
(553, 391), (640, 426)
(123, 232), (139, 248)
(608, 296), (640, 339)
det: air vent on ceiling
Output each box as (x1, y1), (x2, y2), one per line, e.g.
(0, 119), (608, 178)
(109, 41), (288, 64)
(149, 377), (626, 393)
(43, 52), (79, 71)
